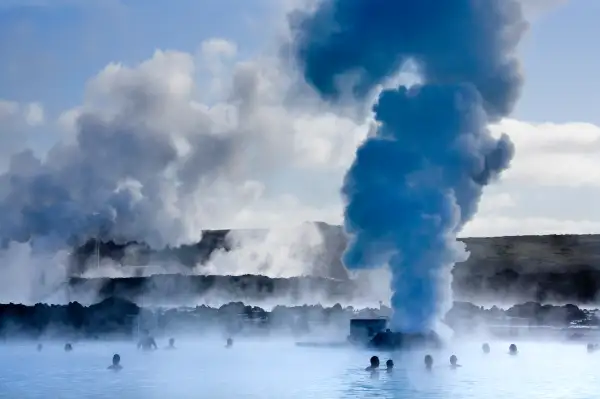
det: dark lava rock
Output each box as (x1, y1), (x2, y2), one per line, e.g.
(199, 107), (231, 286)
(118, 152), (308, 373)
(369, 330), (443, 350)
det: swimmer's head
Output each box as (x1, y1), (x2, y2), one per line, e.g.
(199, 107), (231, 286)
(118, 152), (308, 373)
(36, 343), (42, 351)
(169, 338), (175, 347)
(509, 344), (517, 354)
(113, 354), (120, 365)
(370, 356), (380, 368)
(226, 338), (233, 347)
(386, 359), (394, 369)
(64, 343), (72, 352)
(587, 343), (596, 353)
(450, 355), (458, 366)
(424, 354), (433, 368)
(482, 343), (490, 353)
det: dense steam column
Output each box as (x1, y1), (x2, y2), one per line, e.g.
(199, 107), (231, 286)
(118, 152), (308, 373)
(290, 0), (527, 332)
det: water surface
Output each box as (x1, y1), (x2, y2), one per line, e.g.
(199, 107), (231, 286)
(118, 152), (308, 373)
(0, 339), (597, 398)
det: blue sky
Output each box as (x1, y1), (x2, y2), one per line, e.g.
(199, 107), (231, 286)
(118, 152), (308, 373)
(0, 0), (597, 125)
(0, 0), (276, 115)
(516, 0), (600, 124)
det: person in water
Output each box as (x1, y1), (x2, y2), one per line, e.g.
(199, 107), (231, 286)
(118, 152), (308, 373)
(365, 356), (380, 378)
(509, 343), (518, 355)
(166, 338), (176, 350)
(366, 356), (380, 371)
(225, 337), (233, 348)
(108, 354), (123, 371)
(64, 343), (73, 352)
(424, 354), (433, 370)
(137, 330), (158, 351)
(36, 343), (43, 352)
(385, 359), (394, 373)
(482, 343), (490, 354)
(449, 355), (461, 369)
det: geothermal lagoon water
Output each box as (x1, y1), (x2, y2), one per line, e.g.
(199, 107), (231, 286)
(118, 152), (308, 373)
(0, 338), (597, 398)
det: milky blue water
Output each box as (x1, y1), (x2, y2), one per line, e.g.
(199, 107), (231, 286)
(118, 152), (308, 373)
(0, 338), (597, 398)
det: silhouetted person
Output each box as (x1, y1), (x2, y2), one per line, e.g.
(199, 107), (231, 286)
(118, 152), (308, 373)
(587, 343), (597, 353)
(137, 330), (157, 351)
(386, 359), (394, 373)
(108, 354), (122, 371)
(64, 343), (73, 352)
(509, 343), (518, 355)
(366, 356), (380, 371)
(36, 343), (43, 352)
(482, 343), (490, 354)
(166, 338), (176, 350)
(450, 355), (461, 369)
(424, 354), (433, 370)
(225, 337), (233, 348)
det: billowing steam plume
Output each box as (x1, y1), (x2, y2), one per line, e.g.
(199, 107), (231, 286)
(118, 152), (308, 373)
(0, 51), (300, 253)
(291, 0), (527, 332)
(0, 45), (361, 302)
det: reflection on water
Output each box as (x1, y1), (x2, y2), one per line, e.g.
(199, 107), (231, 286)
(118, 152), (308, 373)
(0, 339), (598, 398)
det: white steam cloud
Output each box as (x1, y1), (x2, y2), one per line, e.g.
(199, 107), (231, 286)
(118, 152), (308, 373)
(205, 223), (326, 278)
(0, 33), (367, 304)
(0, 46), (363, 252)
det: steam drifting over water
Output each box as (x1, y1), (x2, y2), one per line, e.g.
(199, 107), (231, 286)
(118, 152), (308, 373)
(290, 0), (527, 332)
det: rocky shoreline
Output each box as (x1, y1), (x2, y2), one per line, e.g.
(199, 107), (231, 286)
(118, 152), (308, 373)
(1, 298), (597, 341)
(69, 224), (600, 304)
(67, 274), (362, 308)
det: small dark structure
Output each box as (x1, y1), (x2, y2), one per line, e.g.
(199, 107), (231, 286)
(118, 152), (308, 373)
(348, 318), (388, 345)
(369, 329), (443, 350)
(348, 318), (443, 350)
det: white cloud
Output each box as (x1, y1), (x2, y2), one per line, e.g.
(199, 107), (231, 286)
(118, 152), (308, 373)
(491, 119), (600, 187)
(0, 100), (19, 118)
(0, 99), (45, 171)
(56, 107), (81, 144)
(0, 100), (45, 128)
(24, 102), (45, 126)
(519, 0), (568, 12)
(201, 38), (238, 61)
(476, 192), (516, 214)
(460, 119), (600, 237)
